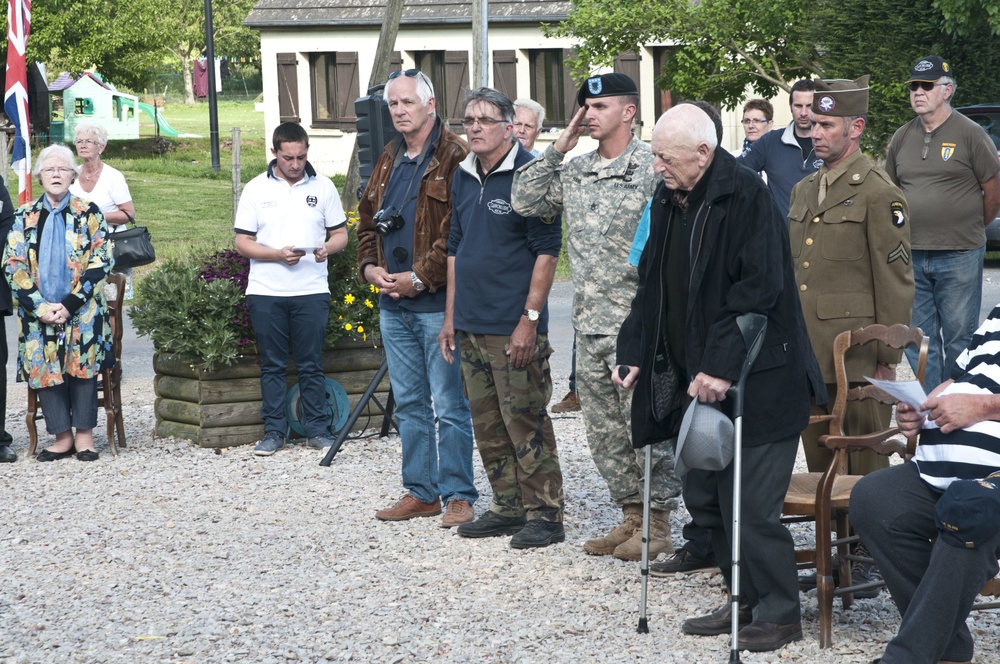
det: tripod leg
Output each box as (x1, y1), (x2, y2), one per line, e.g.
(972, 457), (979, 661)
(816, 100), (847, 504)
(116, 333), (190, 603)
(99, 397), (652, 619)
(320, 359), (389, 466)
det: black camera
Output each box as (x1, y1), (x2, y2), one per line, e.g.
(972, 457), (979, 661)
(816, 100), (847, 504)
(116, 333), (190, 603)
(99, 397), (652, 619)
(373, 206), (404, 236)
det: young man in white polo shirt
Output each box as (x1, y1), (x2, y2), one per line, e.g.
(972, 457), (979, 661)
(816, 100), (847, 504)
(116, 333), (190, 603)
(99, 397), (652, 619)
(234, 122), (348, 455)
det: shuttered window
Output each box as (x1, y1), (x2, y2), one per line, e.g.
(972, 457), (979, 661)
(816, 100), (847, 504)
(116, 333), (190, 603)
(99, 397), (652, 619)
(652, 47), (674, 119)
(276, 53), (300, 123)
(614, 51), (642, 129)
(310, 52), (361, 130)
(528, 49), (577, 128)
(493, 50), (517, 102)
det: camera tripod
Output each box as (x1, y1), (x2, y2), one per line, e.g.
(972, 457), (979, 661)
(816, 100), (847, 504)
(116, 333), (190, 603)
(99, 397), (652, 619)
(319, 358), (397, 466)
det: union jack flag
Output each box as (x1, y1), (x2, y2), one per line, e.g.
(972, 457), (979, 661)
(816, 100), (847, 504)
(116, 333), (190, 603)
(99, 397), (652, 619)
(5, 0), (32, 204)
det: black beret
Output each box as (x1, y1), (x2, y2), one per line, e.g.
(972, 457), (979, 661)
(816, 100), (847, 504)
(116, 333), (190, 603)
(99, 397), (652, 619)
(577, 73), (639, 107)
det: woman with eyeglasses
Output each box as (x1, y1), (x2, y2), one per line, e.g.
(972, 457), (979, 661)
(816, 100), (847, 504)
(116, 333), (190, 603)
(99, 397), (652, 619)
(739, 98), (774, 156)
(70, 120), (136, 298)
(3, 144), (114, 462)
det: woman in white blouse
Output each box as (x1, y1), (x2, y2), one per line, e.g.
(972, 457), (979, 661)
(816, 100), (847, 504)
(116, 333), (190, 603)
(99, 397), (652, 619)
(69, 120), (137, 298)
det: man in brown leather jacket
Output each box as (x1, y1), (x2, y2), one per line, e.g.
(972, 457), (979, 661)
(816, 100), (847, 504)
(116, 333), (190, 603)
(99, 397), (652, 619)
(357, 70), (477, 528)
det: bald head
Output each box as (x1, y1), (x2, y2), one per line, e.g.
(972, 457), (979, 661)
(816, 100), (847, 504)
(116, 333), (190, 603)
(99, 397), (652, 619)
(651, 104), (718, 191)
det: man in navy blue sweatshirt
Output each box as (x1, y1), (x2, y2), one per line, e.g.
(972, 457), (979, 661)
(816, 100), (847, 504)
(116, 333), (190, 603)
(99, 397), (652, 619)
(439, 88), (566, 549)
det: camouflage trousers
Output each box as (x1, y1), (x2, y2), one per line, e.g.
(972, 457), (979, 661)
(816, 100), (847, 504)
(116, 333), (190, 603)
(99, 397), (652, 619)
(459, 332), (564, 522)
(576, 333), (681, 511)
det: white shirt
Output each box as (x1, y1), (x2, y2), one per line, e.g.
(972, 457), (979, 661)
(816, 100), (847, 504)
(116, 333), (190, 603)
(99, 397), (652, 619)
(234, 163), (346, 297)
(69, 163), (132, 233)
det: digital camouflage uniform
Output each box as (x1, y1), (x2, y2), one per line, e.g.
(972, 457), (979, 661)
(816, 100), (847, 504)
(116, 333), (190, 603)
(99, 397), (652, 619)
(511, 137), (682, 511)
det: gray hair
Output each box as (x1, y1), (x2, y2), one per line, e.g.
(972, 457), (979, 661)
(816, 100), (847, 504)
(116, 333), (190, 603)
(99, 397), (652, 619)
(464, 87), (515, 123)
(657, 103), (718, 151)
(73, 120), (108, 147)
(34, 144), (78, 180)
(940, 76), (957, 102)
(385, 70), (436, 108)
(513, 98), (545, 130)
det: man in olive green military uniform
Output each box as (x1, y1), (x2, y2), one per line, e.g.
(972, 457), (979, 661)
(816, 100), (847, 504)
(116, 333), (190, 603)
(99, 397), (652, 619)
(789, 76), (914, 478)
(512, 73), (679, 561)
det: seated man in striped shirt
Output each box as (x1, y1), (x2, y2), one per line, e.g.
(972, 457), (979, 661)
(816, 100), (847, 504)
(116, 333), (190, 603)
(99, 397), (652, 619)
(852, 307), (1000, 664)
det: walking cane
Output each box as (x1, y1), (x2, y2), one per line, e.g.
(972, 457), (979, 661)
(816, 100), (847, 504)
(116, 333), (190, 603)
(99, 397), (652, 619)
(728, 312), (768, 662)
(637, 435), (653, 633)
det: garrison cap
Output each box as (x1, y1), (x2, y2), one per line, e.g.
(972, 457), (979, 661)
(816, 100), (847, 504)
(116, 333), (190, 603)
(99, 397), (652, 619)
(812, 75), (869, 117)
(577, 73), (639, 107)
(908, 55), (952, 82)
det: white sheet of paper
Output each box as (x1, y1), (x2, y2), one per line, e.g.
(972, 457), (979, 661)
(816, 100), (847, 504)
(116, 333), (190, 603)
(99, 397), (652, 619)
(864, 377), (929, 413)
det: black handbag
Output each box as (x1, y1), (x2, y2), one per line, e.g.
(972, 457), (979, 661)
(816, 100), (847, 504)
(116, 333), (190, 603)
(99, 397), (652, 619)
(110, 212), (156, 269)
(650, 347), (682, 422)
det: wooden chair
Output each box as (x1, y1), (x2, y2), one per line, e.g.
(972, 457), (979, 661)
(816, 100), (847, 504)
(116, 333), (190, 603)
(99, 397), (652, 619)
(27, 273), (127, 457)
(783, 323), (928, 648)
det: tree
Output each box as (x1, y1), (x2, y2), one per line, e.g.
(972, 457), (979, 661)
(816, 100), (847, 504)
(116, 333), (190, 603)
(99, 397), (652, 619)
(549, 0), (821, 108)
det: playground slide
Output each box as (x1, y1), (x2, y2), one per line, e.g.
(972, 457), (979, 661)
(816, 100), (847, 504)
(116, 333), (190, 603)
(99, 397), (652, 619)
(137, 102), (200, 138)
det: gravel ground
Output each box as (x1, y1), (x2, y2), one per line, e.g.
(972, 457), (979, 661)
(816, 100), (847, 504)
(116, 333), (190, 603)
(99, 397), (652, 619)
(2, 375), (1000, 664)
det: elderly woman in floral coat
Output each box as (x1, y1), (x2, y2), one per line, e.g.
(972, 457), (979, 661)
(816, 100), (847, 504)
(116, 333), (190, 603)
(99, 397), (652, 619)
(4, 144), (113, 462)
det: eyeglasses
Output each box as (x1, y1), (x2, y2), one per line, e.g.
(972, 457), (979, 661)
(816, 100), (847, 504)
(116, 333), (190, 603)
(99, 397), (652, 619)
(73, 139), (99, 146)
(909, 81), (948, 92)
(922, 131), (932, 160)
(388, 69), (420, 81)
(40, 167), (75, 175)
(462, 116), (507, 129)
(741, 118), (771, 126)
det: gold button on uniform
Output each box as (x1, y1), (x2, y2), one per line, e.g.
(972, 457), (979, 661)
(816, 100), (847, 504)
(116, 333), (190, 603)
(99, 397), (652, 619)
(812, 216), (820, 223)
(800, 284), (808, 292)
(803, 261), (810, 268)
(806, 238), (814, 246)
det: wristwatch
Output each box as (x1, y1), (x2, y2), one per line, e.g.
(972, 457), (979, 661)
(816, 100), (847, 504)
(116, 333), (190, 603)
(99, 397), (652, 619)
(523, 308), (540, 322)
(410, 271), (427, 292)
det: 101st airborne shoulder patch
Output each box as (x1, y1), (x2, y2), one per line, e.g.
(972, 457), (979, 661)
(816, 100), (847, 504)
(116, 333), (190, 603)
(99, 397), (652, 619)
(891, 201), (906, 227)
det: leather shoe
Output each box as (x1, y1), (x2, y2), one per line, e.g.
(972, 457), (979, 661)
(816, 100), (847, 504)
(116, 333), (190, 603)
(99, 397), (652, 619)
(76, 450), (100, 462)
(682, 603), (752, 636)
(737, 621), (803, 652)
(0, 444), (16, 463)
(36, 447), (75, 462)
(375, 494), (442, 521)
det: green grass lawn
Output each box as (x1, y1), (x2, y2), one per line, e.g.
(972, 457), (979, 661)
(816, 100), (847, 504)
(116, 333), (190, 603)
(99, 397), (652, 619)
(7, 99), (572, 280)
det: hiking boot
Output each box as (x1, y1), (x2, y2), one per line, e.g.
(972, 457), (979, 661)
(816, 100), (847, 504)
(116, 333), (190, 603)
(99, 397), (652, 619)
(613, 508), (673, 561)
(510, 519), (566, 549)
(583, 504), (642, 556)
(375, 494), (442, 521)
(550, 391), (581, 413)
(682, 603), (752, 636)
(457, 511), (527, 538)
(307, 434), (335, 449)
(650, 546), (720, 576)
(253, 432), (285, 456)
(850, 542), (883, 599)
(440, 499), (475, 528)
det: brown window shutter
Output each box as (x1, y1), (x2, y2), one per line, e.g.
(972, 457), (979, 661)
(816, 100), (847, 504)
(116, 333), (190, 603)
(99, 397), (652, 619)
(493, 50), (517, 101)
(561, 49), (578, 125)
(391, 51), (403, 71)
(614, 51), (641, 129)
(276, 52), (300, 123)
(336, 52), (360, 130)
(653, 47), (674, 119)
(444, 50), (470, 123)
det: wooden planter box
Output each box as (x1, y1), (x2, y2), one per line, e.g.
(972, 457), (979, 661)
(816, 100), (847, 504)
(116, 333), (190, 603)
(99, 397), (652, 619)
(153, 338), (390, 448)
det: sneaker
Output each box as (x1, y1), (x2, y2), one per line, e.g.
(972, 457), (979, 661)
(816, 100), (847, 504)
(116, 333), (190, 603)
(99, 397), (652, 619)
(307, 434), (335, 449)
(375, 494), (442, 521)
(550, 391), (581, 413)
(253, 432), (285, 456)
(510, 519), (566, 549)
(441, 499), (475, 528)
(649, 546), (720, 577)
(457, 511), (527, 538)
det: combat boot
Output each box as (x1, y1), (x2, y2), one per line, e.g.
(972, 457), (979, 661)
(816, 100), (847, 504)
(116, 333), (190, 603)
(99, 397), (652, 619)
(613, 509), (673, 561)
(583, 504), (642, 556)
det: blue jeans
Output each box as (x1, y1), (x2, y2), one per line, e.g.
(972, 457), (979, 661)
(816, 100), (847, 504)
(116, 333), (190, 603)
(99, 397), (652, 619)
(905, 247), (984, 390)
(37, 376), (98, 434)
(380, 308), (477, 505)
(247, 293), (330, 437)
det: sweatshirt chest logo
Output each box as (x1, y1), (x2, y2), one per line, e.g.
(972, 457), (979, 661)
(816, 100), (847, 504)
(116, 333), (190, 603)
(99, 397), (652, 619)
(306, 195), (318, 207)
(487, 198), (512, 215)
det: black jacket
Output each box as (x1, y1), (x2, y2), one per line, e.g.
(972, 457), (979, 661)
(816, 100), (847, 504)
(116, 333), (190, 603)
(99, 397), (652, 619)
(617, 148), (825, 448)
(0, 185), (14, 317)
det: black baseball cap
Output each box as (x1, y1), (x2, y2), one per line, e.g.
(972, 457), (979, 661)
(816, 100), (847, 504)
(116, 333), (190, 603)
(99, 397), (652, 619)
(908, 56), (953, 82)
(936, 473), (1000, 549)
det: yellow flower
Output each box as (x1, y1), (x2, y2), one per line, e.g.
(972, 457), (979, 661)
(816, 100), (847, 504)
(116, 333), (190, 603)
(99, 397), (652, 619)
(358, 325), (364, 333)
(344, 323), (353, 331)
(344, 293), (356, 304)
(365, 299), (374, 308)
(369, 284), (378, 293)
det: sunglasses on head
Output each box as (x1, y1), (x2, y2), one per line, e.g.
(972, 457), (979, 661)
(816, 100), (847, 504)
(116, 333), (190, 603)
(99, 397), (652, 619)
(909, 81), (945, 92)
(388, 69), (420, 81)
